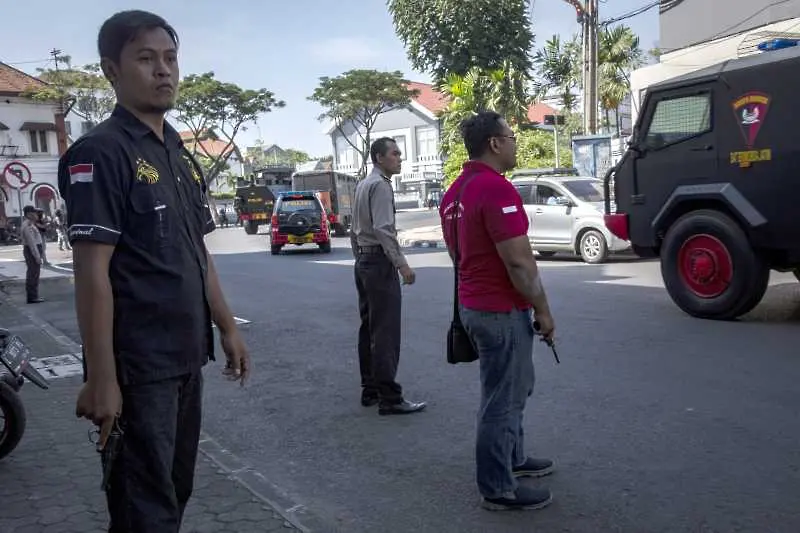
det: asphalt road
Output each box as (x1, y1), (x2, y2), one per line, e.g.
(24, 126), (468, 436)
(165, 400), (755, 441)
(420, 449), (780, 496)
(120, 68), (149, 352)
(24, 228), (800, 533)
(395, 208), (440, 231)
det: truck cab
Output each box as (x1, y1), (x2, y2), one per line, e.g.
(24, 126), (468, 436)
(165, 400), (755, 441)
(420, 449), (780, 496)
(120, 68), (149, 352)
(604, 40), (800, 320)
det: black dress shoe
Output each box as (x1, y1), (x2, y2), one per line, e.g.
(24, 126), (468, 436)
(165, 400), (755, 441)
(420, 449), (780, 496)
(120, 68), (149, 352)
(26, 297), (45, 304)
(378, 399), (427, 416)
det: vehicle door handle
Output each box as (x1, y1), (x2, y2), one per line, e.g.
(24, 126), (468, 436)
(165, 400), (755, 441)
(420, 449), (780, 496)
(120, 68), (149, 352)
(690, 145), (713, 151)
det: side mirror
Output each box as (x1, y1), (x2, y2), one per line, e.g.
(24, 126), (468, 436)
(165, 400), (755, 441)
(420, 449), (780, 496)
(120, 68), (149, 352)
(555, 197), (572, 207)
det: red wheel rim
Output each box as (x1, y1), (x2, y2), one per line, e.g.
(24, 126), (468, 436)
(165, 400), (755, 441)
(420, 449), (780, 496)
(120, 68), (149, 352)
(677, 234), (732, 298)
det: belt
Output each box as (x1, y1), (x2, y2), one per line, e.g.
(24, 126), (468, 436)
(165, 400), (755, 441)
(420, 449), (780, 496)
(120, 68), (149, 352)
(356, 245), (384, 255)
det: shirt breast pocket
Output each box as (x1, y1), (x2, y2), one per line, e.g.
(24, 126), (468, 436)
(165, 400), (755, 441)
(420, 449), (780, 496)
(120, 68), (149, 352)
(129, 186), (173, 250)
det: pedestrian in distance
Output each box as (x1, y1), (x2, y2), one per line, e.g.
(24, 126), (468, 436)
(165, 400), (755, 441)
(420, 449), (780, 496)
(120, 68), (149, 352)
(57, 10), (251, 533)
(440, 111), (557, 511)
(350, 137), (426, 415)
(20, 205), (44, 304)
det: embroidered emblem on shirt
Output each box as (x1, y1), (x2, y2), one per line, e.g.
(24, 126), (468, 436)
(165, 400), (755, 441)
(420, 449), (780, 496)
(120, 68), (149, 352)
(68, 163), (94, 185)
(502, 205), (518, 214)
(135, 158), (160, 184)
(182, 154), (203, 184)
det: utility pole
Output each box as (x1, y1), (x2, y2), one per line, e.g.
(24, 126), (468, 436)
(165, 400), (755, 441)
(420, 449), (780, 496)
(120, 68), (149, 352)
(563, 0), (599, 134)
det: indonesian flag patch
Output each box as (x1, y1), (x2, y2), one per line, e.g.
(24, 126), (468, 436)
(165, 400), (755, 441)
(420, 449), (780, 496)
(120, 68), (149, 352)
(69, 163), (94, 185)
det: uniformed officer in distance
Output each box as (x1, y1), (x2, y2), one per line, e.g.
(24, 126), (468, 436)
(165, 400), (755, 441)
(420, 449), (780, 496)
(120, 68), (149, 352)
(440, 111), (556, 511)
(57, 10), (251, 532)
(350, 137), (426, 415)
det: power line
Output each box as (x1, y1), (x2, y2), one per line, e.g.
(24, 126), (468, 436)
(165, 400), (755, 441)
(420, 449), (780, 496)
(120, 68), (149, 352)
(601, 0), (659, 26)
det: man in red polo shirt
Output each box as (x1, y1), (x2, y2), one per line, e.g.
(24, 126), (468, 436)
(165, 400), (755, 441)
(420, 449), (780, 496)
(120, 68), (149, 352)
(440, 111), (557, 511)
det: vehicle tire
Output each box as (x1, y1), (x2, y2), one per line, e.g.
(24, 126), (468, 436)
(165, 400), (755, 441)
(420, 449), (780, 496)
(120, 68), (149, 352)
(319, 241), (332, 254)
(536, 251), (557, 258)
(333, 223), (347, 237)
(244, 221), (258, 235)
(270, 245), (281, 255)
(578, 229), (609, 264)
(0, 380), (26, 461)
(660, 209), (769, 320)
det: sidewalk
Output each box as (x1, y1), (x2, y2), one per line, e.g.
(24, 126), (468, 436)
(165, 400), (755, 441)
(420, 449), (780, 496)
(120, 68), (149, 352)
(0, 294), (309, 532)
(396, 225), (445, 249)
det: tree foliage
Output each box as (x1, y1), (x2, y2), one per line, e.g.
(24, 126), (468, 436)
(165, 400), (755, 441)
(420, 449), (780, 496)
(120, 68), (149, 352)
(23, 55), (115, 126)
(174, 72), (285, 188)
(308, 69), (418, 177)
(387, 0), (534, 84)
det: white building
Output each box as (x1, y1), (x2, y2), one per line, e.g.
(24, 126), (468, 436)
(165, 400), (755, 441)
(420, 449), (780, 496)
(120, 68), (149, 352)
(630, 2), (800, 125)
(0, 61), (67, 219)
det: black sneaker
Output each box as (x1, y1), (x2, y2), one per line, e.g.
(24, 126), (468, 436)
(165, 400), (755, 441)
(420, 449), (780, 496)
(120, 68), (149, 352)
(513, 457), (554, 478)
(481, 486), (553, 511)
(361, 393), (379, 407)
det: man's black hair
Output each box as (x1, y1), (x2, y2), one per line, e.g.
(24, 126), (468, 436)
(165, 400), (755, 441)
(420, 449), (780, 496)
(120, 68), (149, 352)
(98, 10), (179, 64)
(460, 111), (505, 159)
(370, 137), (397, 165)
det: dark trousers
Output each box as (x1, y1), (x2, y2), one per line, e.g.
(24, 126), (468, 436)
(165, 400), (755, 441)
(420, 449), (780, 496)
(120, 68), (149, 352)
(354, 252), (403, 405)
(23, 245), (40, 301)
(106, 370), (203, 533)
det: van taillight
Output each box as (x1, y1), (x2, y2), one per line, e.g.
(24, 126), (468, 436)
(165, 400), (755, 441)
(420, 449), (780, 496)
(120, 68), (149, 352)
(271, 215), (278, 226)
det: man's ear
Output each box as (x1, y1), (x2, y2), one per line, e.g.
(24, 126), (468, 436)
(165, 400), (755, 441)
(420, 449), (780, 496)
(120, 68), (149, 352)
(100, 58), (117, 86)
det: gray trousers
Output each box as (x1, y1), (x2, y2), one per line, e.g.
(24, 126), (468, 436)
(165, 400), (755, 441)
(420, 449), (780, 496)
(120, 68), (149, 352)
(354, 251), (403, 404)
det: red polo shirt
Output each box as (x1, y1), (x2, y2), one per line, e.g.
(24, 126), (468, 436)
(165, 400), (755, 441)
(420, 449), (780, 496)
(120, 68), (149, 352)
(440, 161), (531, 312)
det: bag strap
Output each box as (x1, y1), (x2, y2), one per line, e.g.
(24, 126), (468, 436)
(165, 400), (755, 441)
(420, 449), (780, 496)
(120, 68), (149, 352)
(451, 172), (477, 320)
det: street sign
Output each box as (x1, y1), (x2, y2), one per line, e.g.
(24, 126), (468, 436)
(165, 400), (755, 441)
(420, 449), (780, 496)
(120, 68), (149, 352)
(2, 161), (32, 190)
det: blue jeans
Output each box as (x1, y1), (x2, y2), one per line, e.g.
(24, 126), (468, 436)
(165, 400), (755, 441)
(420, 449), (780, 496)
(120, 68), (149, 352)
(460, 306), (535, 499)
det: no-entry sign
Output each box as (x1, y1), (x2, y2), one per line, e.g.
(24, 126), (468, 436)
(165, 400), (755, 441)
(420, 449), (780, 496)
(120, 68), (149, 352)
(2, 161), (32, 190)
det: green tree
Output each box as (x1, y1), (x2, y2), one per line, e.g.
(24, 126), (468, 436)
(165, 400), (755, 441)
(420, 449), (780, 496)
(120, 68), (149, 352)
(175, 72), (284, 189)
(308, 69), (419, 177)
(387, 0), (534, 84)
(23, 54), (115, 128)
(533, 35), (581, 112)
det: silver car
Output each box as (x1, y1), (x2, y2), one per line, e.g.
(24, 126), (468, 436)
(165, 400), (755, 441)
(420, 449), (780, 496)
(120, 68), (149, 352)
(509, 171), (630, 264)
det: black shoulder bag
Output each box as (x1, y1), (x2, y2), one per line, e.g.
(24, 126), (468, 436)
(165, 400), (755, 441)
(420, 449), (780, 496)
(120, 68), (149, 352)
(446, 176), (479, 365)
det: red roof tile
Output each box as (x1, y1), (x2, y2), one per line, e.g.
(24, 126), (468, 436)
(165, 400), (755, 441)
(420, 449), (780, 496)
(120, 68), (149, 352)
(407, 81), (449, 114)
(0, 62), (47, 95)
(406, 82), (559, 125)
(527, 102), (558, 124)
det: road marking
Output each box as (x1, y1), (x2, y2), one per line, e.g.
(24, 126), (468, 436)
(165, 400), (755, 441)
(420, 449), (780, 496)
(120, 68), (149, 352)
(29, 353), (84, 380)
(48, 262), (74, 273)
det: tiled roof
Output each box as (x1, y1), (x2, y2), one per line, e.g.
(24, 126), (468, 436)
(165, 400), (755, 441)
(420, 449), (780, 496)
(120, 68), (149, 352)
(527, 102), (559, 124)
(407, 81), (449, 114)
(179, 130), (236, 158)
(0, 62), (47, 95)
(407, 82), (560, 124)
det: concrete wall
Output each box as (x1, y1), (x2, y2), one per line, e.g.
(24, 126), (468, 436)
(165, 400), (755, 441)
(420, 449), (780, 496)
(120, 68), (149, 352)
(660, 0), (800, 52)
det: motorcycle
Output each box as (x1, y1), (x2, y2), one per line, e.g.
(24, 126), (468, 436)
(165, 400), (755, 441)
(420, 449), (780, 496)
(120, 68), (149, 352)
(0, 328), (50, 460)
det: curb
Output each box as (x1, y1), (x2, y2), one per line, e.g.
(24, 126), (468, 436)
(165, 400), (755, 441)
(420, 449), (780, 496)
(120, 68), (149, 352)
(0, 291), (334, 533)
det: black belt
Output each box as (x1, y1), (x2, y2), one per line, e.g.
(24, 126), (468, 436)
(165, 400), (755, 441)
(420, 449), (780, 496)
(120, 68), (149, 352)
(357, 245), (384, 255)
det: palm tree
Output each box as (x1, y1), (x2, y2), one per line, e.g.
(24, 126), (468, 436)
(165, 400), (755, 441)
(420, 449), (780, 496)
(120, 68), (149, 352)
(598, 25), (644, 135)
(533, 35), (581, 112)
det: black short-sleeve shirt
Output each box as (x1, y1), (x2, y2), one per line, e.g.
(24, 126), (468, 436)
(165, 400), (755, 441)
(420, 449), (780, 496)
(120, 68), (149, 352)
(57, 105), (217, 385)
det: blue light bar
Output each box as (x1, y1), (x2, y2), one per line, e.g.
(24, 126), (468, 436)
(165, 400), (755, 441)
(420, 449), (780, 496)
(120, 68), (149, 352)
(757, 38), (799, 52)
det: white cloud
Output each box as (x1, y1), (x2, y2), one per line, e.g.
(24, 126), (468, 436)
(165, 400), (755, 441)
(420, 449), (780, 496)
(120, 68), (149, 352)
(307, 37), (381, 64)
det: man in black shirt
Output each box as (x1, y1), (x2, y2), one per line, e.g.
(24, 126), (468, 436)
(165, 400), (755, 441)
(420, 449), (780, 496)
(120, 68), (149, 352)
(58, 10), (251, 532)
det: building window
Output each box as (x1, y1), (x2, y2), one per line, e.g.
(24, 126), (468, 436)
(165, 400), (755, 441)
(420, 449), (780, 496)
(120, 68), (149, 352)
(29, 130), (48, 154)
(393, 135), (407, 159)
(416, 127), (438, 159)
(64, 121), (72, 136)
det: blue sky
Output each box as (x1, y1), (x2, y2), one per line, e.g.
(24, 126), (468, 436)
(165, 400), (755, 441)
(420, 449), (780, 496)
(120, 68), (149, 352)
(2, 0), (658, 157)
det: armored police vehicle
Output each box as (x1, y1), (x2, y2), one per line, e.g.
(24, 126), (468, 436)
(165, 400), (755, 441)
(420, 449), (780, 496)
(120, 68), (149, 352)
(604, 39), (800, 320)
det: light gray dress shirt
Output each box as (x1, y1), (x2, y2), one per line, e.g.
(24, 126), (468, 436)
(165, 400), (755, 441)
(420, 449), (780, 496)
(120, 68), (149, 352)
(349, 168), (407, 268)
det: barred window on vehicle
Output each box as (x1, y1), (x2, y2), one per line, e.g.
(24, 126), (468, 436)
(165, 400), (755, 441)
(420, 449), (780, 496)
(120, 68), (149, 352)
(645, 93), (712, 148)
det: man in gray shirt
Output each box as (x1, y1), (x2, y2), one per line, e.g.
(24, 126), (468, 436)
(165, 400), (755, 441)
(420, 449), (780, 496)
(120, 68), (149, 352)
(350, 137), (426, 416)
(20, 205), (44, 304)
